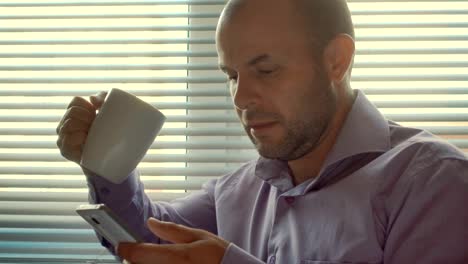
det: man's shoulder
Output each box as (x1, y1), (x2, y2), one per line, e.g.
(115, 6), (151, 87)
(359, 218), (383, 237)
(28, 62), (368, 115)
(370, 122), (468, 205)
(388, 122), (466, 163)
(370, 123), (468, 214)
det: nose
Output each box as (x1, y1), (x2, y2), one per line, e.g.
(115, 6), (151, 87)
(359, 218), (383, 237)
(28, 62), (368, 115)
(231, 74), (259, 111)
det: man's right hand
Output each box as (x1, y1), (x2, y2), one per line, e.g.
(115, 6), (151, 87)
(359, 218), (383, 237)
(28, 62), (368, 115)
(56, 91), (107, 164)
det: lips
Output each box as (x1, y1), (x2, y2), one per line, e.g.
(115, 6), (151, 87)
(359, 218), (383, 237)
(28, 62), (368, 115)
(250, 122), (276, 129)
(248, 121), (277, 135)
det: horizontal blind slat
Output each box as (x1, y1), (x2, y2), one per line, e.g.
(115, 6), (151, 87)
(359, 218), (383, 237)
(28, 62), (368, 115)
(2, 22), (468, 33)
(0, 140), (253, 149)
(0, 255), (117, 264)
(0, 167), (236, 176)
(0, 242), (106, 255)
(1, 48), (467, 58)
(0, 13), (220, 19)
(0, 153), (258, 162)
(0, 0), (466, 7)
(2, 35), (468, 46)
(0, 228), (98, 243)
(0, 179), (207, 190)
(0, 88), (230, 97)
(0, 202), (83, 215)
(0, 0), (227, 7)
(5, 145), (468, 163)
(0, 127), (246, 136)
(0, 114), (468, 133)
(0, 191), (187, 202)
(0, 87), (467, 96)
(0, 26), (216, 32)
(0, 215), (88, 229)
(2, 75), (468, 83)
(0, 138), (466, 150)
(0, 51), (217, 58)
(0, 101), (235, 110)
(2, 9), (468, 20)
(0, 38), (214, 45)
(3, 61), (468, 71)
(1, 100), (468, 110)
(0, 127), (243, 137)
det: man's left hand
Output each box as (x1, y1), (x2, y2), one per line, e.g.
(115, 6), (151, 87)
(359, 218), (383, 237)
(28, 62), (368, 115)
(117, 218), (229, 264)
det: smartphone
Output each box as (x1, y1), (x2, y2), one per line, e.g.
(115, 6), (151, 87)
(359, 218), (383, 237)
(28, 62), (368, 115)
(76, 204), (144, 247)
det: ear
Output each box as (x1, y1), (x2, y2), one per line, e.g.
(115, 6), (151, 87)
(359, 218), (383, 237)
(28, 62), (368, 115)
(323, 34), (355, 83)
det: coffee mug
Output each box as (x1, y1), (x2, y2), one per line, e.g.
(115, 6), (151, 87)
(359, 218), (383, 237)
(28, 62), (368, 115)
(80, 88), (166, 184)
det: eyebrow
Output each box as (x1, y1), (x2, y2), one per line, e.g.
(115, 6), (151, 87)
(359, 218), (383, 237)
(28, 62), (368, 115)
(247, 54), (271, 66)
(219, 54), (271, 73)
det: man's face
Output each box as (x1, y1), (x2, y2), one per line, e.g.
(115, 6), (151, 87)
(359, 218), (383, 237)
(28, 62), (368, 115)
(216, 0), (337, 161)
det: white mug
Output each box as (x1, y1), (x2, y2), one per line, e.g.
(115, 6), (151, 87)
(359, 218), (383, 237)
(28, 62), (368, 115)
(80, 88), (166, 184)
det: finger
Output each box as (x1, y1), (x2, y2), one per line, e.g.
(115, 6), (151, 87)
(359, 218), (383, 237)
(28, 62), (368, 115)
(63, 131), (87, 146)
(59, 132), (87, 162)
(147, 218), (207, 244)
(58, 118), (91, 135)
(67, 96), (95, 112)
(56, 105), (95, 134)
(60, 131), (87, 157)
(118, 242), (188, 264)
(59, 146), (82, 164)
(90, 91), (107, 110)
(57, 138), (82, 163)
(56, 133), (64, 149)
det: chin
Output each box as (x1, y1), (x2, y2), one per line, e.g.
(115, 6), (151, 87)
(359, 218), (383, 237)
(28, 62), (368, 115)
(254, 142), (285, 159)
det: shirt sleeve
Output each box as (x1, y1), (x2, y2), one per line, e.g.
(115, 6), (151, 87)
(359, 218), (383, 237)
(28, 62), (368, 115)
(221, 244), (266, 264)
(84, 169), (218, 254)
(382, 158), (468, 263)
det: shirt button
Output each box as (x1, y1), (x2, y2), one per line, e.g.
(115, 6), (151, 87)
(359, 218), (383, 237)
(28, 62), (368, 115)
(284, 196), (295, 204)
(269, 256), (276, 264)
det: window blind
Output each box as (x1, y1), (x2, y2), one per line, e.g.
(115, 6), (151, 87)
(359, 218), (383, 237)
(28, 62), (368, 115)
(0, 0), (467, 263)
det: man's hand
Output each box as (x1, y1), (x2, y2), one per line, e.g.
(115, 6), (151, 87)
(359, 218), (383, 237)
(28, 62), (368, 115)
(56, 92), (107, 164)
(118, 218), (229, 264)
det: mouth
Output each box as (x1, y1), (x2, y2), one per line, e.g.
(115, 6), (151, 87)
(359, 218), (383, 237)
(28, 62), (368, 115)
(248, 121), (277, 135)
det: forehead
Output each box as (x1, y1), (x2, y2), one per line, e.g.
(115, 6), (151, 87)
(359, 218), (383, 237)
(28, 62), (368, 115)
(217, 0), (302, 40)
(216, 1), (310, 66)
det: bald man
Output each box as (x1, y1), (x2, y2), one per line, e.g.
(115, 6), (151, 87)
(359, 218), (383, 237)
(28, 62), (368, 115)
(57, 0), (468, 263)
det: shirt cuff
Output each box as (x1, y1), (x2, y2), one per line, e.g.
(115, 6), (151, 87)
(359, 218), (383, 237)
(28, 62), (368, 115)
(221, 243), (265, 264)
(84, 168), (140, 207)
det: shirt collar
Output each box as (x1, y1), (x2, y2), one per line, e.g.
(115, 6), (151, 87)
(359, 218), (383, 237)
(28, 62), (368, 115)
(320, 89), (390, 172)
(255, 90), (391, 191)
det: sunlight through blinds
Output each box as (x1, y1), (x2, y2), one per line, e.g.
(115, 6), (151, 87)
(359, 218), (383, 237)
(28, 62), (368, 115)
(0, 0), (467, 263)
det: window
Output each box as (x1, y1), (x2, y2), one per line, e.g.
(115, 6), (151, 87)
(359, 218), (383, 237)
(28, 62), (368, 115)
(0, 0), (467, 263)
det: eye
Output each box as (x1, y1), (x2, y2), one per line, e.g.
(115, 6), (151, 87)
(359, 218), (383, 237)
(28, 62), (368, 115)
(258, 67), (277, 75)
(259, 69), (274, 74)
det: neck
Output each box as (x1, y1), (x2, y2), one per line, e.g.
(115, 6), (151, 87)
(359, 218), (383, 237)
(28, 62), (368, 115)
(288, 88), (356, 185)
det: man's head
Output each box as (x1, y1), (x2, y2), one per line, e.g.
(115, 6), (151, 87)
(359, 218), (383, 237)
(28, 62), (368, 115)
(216, 0), (356, 161)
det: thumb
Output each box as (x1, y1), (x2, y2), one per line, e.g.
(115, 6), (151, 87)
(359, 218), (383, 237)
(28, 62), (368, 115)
(89, 91), (107, 110)
(147, 218), (206, 244)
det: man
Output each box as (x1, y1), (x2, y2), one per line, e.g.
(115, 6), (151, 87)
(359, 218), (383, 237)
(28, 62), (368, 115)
(56, 0), (468, 263)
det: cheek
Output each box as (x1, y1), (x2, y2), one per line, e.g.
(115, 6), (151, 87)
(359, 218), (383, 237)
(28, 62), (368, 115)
(277, 89), (316, 125)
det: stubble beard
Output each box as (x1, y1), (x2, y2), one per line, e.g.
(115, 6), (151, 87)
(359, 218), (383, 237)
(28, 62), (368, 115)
(248, 83), (336, 161)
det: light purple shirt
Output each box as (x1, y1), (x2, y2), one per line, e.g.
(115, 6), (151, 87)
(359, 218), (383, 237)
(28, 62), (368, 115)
(87, 90), (468, 263)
